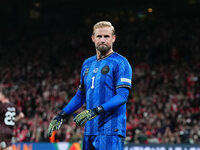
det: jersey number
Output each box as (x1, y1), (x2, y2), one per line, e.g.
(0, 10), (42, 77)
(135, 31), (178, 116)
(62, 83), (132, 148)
(91, 76), (95, 89)
(4, 111), (16, 126)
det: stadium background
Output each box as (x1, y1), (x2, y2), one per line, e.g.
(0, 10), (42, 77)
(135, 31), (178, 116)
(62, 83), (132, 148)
(0, 0), (200, 149)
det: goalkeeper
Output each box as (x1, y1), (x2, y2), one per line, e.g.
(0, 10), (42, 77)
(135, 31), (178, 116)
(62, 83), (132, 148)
(48, 21), (132, 150)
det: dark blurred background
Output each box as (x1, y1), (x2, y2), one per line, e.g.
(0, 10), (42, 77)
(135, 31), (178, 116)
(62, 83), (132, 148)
(0, 0), (200, 144)
(0, 0), (199, 27)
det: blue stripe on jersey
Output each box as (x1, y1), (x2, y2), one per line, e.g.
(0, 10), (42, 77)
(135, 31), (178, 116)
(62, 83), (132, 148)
(86, 60), (101, 134)
(85, 61), (95, 109)
(107, 136), (112, 150)
(90, 61), (101, 134)
(84, 60), (96, 134)
(110, 61), (117, 134)
(97, 61), (108, 135)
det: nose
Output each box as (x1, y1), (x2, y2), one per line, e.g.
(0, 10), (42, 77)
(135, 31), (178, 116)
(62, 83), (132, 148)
(99, 37), (106, 43)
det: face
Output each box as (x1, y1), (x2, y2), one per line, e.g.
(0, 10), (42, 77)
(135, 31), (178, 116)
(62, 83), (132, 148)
(92, 27), (116, 54)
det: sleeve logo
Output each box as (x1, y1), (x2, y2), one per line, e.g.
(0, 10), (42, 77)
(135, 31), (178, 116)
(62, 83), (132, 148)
(120, 78), (131, 84)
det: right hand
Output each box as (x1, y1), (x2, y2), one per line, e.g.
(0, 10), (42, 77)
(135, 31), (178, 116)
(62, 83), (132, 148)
(47, 114), (63, 137)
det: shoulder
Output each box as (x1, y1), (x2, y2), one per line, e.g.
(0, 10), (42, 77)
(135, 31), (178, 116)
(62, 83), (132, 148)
(83, 55), (96, 64)
(112, 52), (131, 65)
(110, 53), (132, 74)
(7, 102), (16, 109)
(0, 102), (16, 110)
(82, 55), (96, 67)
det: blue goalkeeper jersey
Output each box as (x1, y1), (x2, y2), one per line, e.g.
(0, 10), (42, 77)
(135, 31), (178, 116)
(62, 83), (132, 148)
(79, 52), (132, 137)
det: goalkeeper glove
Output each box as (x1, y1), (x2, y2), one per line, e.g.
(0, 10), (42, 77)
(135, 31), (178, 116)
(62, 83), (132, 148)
(47, 110), (68, 137)
(74, 106), (104, 126)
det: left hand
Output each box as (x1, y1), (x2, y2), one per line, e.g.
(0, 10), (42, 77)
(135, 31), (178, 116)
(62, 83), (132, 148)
(74, 106), (104, 126)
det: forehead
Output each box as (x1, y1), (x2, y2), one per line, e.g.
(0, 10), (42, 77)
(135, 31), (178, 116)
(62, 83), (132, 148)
(94, 27), (113, 36)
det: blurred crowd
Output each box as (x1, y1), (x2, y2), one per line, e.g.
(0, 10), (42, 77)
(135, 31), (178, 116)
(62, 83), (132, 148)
(0, 9), (200, 144)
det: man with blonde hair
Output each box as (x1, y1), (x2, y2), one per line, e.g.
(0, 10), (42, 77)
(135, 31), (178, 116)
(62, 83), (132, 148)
(48, 21), (132, 150)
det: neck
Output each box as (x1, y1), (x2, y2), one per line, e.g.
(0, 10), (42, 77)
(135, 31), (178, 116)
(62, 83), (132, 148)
(96, 49), (113, 60)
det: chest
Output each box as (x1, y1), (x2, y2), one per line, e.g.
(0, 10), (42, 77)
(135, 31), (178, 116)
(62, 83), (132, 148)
(83, 61), (115, 90)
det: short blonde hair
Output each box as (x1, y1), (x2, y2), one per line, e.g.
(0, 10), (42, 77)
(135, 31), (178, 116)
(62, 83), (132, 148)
(93, 21), (115, 35)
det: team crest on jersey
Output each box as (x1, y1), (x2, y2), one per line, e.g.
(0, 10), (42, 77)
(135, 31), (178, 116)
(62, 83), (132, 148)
(93, 68), (98, 73)
(85, 68), (89, 75)
(101, 66), (110, 74)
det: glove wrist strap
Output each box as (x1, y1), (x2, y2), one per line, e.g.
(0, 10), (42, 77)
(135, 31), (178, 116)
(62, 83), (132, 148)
(94, 106), (104, 115)
(58, 110), (68, 119)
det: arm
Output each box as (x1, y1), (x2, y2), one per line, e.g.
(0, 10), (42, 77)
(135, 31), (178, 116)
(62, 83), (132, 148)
(48, 89), (85, 137)
(15, 112), (24, 122)
(62, 89), (86, 114)
(102, 87), (129, 111)
(74, 87), (129, 126)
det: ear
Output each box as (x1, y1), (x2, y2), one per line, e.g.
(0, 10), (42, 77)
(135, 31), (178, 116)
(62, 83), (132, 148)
(112, 35), (116, 43)
(91, 35), (95, 43)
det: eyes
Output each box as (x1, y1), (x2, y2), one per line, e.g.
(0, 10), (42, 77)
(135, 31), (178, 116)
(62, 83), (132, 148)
(96, 35), (110, 39)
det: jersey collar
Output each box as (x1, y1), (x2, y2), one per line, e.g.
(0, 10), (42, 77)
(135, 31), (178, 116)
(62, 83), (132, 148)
(96, 51), (115, 61)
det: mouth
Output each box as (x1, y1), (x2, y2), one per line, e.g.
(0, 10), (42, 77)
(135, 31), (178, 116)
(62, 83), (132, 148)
(99, 44), (107, 46)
